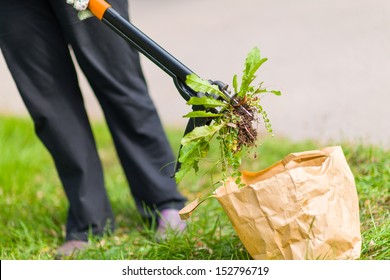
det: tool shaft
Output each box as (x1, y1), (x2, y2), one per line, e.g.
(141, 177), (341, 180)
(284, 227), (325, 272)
(103, 9), (193, 84)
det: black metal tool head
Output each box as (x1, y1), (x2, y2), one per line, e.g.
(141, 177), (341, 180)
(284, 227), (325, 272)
(210, 80), (253, 119)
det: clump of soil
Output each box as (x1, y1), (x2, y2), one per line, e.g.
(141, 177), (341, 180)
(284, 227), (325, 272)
(232, 98), (258, 151)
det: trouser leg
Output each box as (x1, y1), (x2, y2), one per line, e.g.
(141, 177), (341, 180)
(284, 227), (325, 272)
(0, 0), (114, 241)
(50, 0), (186, 217)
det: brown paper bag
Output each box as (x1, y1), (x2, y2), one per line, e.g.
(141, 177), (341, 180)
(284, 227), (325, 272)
(180, 146), (362, 260)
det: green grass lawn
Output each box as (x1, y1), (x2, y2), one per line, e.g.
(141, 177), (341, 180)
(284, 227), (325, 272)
(0, 116), (388, 260)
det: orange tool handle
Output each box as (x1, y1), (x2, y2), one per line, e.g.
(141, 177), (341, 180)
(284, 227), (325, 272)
(88, 0), (111, 20)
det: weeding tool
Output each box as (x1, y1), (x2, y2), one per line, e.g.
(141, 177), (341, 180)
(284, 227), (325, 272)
(87, 0), (252, 172)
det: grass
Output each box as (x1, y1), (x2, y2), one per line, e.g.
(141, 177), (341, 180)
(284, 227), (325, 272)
(0, 116), (388, 260)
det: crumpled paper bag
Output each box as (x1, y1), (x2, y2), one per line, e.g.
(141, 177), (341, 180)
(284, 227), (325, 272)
(179, 146), (361, 260)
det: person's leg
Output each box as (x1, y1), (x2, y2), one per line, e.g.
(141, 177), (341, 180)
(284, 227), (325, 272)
(0, 0), (114, 242)
(50, 0), (187, 218)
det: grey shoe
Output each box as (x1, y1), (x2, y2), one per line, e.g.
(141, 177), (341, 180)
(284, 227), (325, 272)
(156, 209), (186, 240)
(55, 240), (89, 259)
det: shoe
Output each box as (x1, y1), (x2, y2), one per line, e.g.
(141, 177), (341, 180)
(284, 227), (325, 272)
(55, 240), (89, 259)
(156, 209), (186, 240)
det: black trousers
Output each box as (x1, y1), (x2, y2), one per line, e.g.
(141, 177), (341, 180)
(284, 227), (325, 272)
(0, 0), (186, 241)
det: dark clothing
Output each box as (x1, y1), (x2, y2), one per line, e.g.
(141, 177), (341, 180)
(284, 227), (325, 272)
(0, 0), (186, 241)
